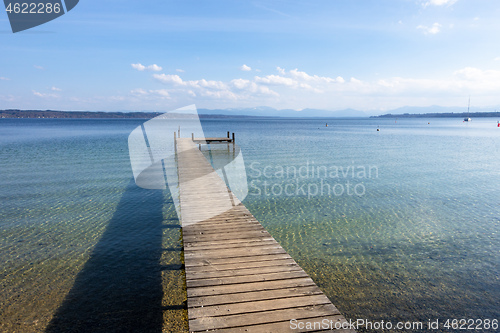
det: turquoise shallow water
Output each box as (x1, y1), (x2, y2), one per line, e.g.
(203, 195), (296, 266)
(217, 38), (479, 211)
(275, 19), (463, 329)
(0, 117), (499, 332)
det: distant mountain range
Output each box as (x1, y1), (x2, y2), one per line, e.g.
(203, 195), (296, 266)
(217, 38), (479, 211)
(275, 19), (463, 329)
(1, 105), (499, 119)
(373, 111), (500, 118)
(372, 105), (500, 118)
(197, 106), (370, 117)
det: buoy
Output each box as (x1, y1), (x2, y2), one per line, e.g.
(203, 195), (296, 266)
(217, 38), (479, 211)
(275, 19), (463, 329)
(377, 128), (380, 132)
(326, 123), (328, 127)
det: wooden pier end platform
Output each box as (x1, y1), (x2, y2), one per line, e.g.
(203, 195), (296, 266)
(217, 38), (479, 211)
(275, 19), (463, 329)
(176, 137), (354, 332)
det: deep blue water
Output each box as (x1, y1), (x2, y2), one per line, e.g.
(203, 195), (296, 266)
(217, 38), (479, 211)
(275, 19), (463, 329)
(0, 117), (499, 332)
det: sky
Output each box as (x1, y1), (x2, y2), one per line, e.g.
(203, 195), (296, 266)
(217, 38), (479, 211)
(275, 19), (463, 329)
(1, 0), (500, 113)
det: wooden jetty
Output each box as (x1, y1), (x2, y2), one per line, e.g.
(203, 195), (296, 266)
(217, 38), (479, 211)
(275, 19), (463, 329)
(176, 136), (354, 332)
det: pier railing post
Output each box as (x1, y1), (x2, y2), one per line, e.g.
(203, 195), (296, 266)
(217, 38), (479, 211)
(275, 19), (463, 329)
(192, 133), (194, 141)
(174, 132), (177, 153)
(232, 132), (235, 154)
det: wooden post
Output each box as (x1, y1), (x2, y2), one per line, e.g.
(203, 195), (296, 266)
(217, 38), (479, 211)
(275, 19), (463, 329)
(192, 133), (194, 141)
(174, 132), (177, 153)
(199, 144), (201, 151)
(232, 132), (235, 153)
(178, 126), (180, 138)
(227, 131), (230, 138)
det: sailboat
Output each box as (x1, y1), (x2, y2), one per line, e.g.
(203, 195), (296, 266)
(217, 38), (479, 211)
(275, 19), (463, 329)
(464, 97), (471, 122)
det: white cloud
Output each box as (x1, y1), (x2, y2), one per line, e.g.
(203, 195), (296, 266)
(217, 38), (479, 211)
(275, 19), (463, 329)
(453, 67), (500, 86)
(423, 0), (457, 7)
(230, 79), (279, 96)
(289, 68), (344, 84)
(370, 67), (500, 98)
(200, 89), (238, 100)
(494, 57), (500, 61)
(0, 94), (15, 102)
(255, 74), (296, 86)
(417, 22), (442, 34)
(148, 64), (163, 72)
(230, 78), (251, 90)
(152, 72), (279, 102)
(131, 63), (163, 72)
(153, 74), (228, 90)
(34, 65), (44, 70)
(130, 88), (148, 95)
(51, 86), (62, 91)
(128, 65), (500, 110)
(240, 64), (252, 71)
(176, 69), (185, 73)
(131, 63), (146, 71)
(151, 89), (170, 98)
(32, 90), (58, 98)
(0, 77), (10, 81)
(253, 69), (344, 94)
(130, 88), (170, 100)
(153, 74), (185, 85)
(152, 68), (348, 105)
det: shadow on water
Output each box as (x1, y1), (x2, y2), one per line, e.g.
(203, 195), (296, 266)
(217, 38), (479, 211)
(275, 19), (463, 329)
(46, 179), (181, 333)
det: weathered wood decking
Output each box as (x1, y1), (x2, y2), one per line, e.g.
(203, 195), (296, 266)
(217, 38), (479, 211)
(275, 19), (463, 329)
(176, 138), (354, 332)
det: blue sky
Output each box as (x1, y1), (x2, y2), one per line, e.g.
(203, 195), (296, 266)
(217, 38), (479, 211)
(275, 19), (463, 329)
(1, 0), (500, 112)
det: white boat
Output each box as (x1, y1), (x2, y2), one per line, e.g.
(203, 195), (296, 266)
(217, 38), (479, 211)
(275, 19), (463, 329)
(464, 97), (471, 122)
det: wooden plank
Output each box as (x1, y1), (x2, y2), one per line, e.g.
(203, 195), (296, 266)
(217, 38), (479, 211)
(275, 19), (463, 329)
(193, 137), (233, 142)
(182, 230), (272, 242)
(184, 245), (285, 259)
(189, 294), (333, 318)
(185, 250), (290, 266)
(187, 285), (324, 308)
(184, 239), (278, 251)
(191, 217), (256, 225)
(182, 225), (266, 236)
(188, 303), (340, 332)
(182, 219), (262, 228)
(185, 257), (297, 273)
(186, 263), (301, 280)
(186, 270), (310, 288)
(187, 278), (317, 298)
(186, 264), (303, 281)
(184, 253), (294, 267)
(211, 315), (355, 332)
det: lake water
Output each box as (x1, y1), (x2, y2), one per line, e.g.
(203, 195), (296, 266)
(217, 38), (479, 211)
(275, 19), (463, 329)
(0, 117), (499, 332)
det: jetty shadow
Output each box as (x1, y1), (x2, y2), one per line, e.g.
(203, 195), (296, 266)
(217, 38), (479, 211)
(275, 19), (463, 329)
(46, 179), (179, 333)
